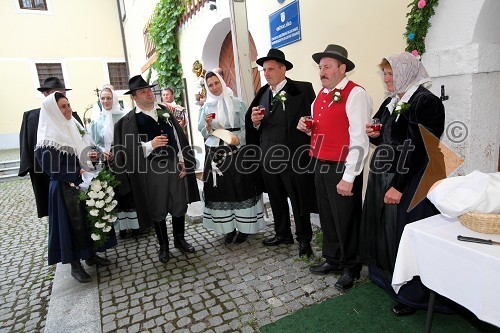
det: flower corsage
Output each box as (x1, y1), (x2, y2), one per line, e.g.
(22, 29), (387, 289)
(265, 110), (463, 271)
(79, 168), (119, 249)
(272, 91), (287, 111)
(157, 109), (173, 126)
(328, 89), (342, 107)
(394, 102), (410, 122)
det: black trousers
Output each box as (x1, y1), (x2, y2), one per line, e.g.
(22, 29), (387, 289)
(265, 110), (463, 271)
(261, 168), (312, 242)
(314, 161), (362, 270)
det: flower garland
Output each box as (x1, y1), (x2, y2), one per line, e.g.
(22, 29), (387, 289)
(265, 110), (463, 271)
(79, 168), (119, 249)
(404, 0), (440, 57)
(272, 91), (287, 111)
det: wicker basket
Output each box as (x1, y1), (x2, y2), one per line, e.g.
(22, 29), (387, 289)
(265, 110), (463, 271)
(459, 212), (500, 234)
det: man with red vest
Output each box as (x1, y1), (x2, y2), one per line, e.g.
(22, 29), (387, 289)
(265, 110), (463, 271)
(298, 44), (372, 291)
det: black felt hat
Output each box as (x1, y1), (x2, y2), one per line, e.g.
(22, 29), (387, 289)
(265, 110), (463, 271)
(256, 48), (293, 70)
(124, 75), (157, 95)
(37, 77), (71, 92)
(312, 44), (355, 72)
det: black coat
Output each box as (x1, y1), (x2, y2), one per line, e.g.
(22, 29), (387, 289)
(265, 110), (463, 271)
(19, 108), (83, 218)
(245, 78), (318, 215)
(112, 105), (200, 229)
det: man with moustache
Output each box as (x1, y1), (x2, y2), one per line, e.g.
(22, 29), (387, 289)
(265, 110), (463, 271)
(297, 44), (372, 291)
(113, 75), (199, 263)
(19, 77), (82, 218)
(245, 48), (317, 257)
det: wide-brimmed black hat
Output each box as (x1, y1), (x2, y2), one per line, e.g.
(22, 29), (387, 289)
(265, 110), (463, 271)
(312, 44), (355, 72)
(124, 75), (156, 95)
(37, 77), (71, 92)
(256, 48), (293, 70)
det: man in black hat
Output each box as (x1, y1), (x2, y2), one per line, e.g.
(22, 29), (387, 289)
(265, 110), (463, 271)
(245, 48), (317, 258)
(19, 77), (82, 218)
(297, 44), (372, 291)
(113, 75), (200, 263)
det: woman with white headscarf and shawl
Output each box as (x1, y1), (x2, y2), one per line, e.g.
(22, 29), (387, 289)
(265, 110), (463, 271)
(35, 92), (116, 283)
(359, 52), (449, 315)
(88, 86), (140, 239)
(198, 71), (265, 245)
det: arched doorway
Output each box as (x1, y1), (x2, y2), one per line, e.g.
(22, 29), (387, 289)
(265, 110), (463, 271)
(218, 32), (261, 96)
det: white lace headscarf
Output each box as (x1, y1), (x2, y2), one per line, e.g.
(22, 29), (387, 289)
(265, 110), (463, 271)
(100, 87), (124, 151)
(383, 52), (431, 110)
(203, 71), (235, 128)
(36, 92), (92, 160)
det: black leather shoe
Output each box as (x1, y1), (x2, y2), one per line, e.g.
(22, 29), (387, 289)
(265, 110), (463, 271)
(85, 255), (111, 266)
(174, 239), (196, 253)
(392, 303), (416, 316)
(298, 242), (313, 257)
(309, 261), (343, 275)
(334, 272), (354, 292)
(118, 230), (127, 239)
(262, 236), (294, 246)
(70, 261), (91, 283)
(224, 230), (237, 245)
(158, 245), (169, 263)
(234, 232), (248, 244)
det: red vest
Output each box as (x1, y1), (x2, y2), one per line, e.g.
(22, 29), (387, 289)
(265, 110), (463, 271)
(310, 80), (359, 161)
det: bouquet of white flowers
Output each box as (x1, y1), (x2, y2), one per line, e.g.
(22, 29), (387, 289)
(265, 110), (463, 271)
(79, 168), (119, 249)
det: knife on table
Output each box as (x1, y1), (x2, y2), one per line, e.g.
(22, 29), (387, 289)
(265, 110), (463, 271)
(457, 235), (500, 245)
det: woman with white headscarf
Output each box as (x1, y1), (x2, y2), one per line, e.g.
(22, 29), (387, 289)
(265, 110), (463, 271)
(198, 71), (265, 244)
(88, 86), (140, 239)
(35, 92), (116, 283)
(359, 52), (448, 315)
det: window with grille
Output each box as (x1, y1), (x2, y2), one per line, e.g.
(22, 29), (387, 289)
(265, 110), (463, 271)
(36, 63), (64, 87)
(108, 63), (128, 90)
(19, 0), (47, 10)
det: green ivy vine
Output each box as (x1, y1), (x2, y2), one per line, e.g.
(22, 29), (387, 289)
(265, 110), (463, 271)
(404, 0), (439, 56)
(148, 0), (186, 90)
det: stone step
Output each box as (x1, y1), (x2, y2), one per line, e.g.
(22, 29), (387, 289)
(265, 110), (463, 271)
(0, 159), (20, 169)
(0, 166), (19, 176)
(0, 174), (19, 183)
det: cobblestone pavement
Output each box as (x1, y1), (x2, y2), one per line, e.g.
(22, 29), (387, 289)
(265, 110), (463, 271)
(0, 178), (54, 332)
(0, 149), (369, 332)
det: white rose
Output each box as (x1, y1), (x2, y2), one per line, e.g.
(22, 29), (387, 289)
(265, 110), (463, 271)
(106, 186), (114, 195)
(90, 209), (99, 217)
(104, 196), (113, 203)
(104, 205), (113, 212)
(102, 214), (110, 220)
(103, 226), (112, 233)
(102, 181), (108, 188)
(88, 191), (98, 199)
(91, 233), (101, 241)
(97, 191), (106, 200)
(86, 199), (95, 207)
(95, 222), (106, 228)
(95, 200), (105, 208)
(108, 215), (117, 223)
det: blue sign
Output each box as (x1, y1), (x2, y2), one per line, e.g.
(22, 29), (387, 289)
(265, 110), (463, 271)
(269, 0), (301, 49)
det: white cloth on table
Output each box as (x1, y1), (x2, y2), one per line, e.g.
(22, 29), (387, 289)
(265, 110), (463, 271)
(392, 214), (500, 328)
(427, 170), (500, 217)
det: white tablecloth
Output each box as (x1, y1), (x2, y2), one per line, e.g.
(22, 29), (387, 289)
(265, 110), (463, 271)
(392, 214), (500, 328)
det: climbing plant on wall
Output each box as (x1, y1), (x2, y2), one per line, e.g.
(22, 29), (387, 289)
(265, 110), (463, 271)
(148, 0), (186, 89)
(404, 0), (439, 57)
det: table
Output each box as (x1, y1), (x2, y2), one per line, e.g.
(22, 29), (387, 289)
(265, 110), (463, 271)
(392, 214), (500, 330)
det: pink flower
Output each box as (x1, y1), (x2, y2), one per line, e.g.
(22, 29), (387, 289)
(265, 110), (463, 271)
(411, 50), (420, 57)
(417, 0), (426, 9)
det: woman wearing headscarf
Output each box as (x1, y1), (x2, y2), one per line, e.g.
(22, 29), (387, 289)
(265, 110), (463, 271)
(360, 52), (448, 315)
(35, 92), (116, 283)
(198, 71), (266, 244)
(89, 86), (140, 239)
